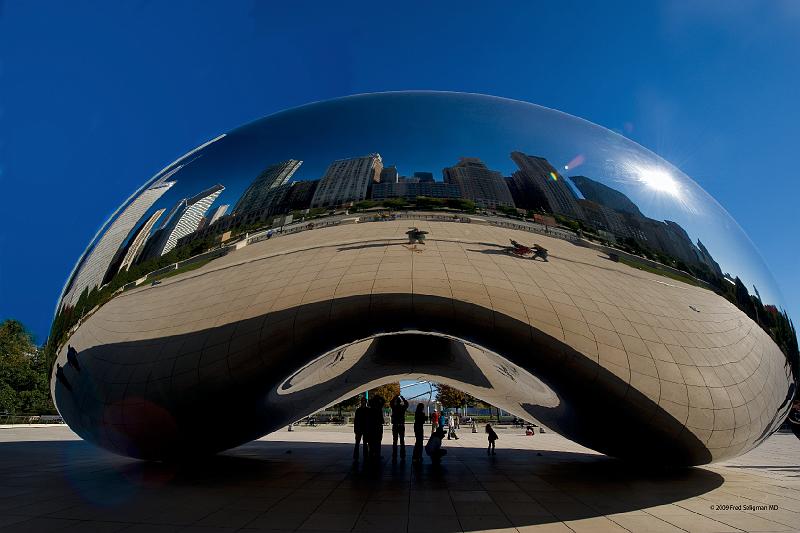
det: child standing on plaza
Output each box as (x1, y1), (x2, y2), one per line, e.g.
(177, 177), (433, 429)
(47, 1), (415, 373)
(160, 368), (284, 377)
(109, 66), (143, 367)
(485, 423), (498, 455)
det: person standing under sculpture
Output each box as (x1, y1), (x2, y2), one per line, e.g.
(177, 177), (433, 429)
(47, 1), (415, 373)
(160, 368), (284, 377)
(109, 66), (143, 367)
(353, 397), (369, 461)
(430, 410), (439, 434)
(447, 414), (459, 440)
(412, 403), (427, 463)
(390, 394), (409, 459)
(486, 423), (498, 455)
(368, 395), (386, 460)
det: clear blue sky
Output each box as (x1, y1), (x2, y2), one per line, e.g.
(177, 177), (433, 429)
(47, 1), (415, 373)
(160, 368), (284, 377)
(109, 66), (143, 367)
(1, 1), (798, 343)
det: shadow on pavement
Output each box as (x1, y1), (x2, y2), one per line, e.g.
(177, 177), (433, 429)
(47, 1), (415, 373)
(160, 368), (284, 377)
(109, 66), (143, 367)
(0, 438), (725, 531)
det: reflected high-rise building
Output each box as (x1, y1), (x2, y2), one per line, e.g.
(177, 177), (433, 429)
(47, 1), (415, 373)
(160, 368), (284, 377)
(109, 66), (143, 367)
(510, 151), (584, 220)
(118, 208), (166, 273)
(200, 204), (229, 231)
(442, 157), (514, 209)
(371, 181), (462, 202)
(570, 175), (643, 217)
(311, 154), (383, 208)
(379, 165), (398, 184)
(576, 199), (631, 240)
(572, 174), (724, 276)
(150, 184), (224, 257)
(61, 179), (175, 307)
(233, 160), (301, 215)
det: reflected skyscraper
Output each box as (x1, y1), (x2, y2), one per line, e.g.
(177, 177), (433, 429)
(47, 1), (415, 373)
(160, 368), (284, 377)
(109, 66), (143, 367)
(379, 165), (398, 184)
(510, 151), (584, 220)
(150, 184), (224, 257)
(571, 175), (643, 217)
(232, 160), (301, 215)
(442, 157), (513, 209)
(201, 204), (229, 230)
(311, 154), (383, 208)
(61, 179), (175, 306)
(118, 208), (165, 273)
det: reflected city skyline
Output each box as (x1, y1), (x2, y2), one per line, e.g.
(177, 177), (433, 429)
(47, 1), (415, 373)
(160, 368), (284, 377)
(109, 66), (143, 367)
(58, 93), (787, 314)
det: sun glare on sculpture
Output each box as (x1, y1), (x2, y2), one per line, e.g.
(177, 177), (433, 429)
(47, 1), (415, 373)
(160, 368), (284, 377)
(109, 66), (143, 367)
(637, 166), (680, 196)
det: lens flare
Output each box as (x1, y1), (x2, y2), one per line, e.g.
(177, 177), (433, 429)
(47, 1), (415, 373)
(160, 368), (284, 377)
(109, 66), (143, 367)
(566, 154), (585, 171)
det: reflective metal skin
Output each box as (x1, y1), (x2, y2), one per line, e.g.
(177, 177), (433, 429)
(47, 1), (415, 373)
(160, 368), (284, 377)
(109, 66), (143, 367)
(50, 92), (796, 464)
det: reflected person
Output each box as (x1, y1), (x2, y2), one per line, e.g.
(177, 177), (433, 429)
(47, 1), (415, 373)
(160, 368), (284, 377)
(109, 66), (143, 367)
(390, 394), (409, 459)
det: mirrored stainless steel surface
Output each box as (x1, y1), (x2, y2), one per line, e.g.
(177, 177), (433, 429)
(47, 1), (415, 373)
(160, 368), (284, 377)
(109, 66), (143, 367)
(50, 92), (797, 464)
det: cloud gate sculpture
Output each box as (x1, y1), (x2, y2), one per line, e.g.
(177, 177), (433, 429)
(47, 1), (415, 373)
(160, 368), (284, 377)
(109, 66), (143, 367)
(50, 92), (797, 465)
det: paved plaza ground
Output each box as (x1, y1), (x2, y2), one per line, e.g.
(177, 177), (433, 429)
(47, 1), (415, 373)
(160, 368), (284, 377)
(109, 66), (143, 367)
(0, 425), (798, 532)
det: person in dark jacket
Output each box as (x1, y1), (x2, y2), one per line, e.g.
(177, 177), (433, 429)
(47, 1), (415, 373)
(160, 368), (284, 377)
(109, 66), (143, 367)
(390, 394), (409, 459)
(353, 397), (369, 461)
(486, 423), (499, 455)
(412, 403), (427, 463)
(368, 395), (386, 460)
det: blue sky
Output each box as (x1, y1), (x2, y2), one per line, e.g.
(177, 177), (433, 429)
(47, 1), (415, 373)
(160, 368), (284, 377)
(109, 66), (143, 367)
(1, 1), (799, 343)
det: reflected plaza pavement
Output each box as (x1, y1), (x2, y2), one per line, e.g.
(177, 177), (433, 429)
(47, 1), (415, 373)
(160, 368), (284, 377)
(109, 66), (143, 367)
(0, 424), (798, 532)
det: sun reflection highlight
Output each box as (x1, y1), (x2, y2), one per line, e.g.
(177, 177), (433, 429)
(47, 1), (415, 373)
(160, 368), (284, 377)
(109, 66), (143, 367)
(636, 166), (680, 196)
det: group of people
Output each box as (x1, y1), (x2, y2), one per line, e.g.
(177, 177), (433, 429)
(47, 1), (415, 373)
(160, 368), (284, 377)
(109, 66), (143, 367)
(353, 393), (500, 464)
(429, 410), (461, 440)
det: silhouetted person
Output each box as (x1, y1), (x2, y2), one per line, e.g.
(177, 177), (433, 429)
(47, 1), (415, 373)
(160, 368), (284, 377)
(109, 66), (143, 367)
(55, 364), (72, 392)
(390, 394), (409, 459)
(66, 345), (80, 371)
(412, 403), (427, 463)
(486, 423), (498, 455)
(353, 397), (369, 461)
(368, 395), (385, 460)
(425, 428), (447, 464)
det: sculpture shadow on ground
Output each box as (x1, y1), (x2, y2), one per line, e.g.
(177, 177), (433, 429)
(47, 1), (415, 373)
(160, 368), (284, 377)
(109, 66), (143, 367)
(0, 438), (724, 531)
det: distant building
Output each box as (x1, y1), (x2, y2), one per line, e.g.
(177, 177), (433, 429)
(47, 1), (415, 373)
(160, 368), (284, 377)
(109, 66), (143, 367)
(233, 160), (302, 215)
(577, 199), (631, 239)
(414, 171), (435, 183)
(61, 179), (175, 306)
(206, 204), (229, 227)
(379, 165), (398, 184)
(570, 175), (643, 217)
(149, 184), (224, 258)
(284, 179), (318, 211)
(179, 180), (320, 248)
(510, 152), (583, 220)
(696, 240), (723, 278)
(371, 181), (462, 201)
(311, 154), (383, 208)
(235, 183), (293, 227)
(118, 208), (166, 273)
(442, 157), (514, 209)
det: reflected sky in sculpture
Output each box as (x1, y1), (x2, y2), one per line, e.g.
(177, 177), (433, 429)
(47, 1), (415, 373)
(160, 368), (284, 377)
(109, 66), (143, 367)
(59, 92), (784, 311)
